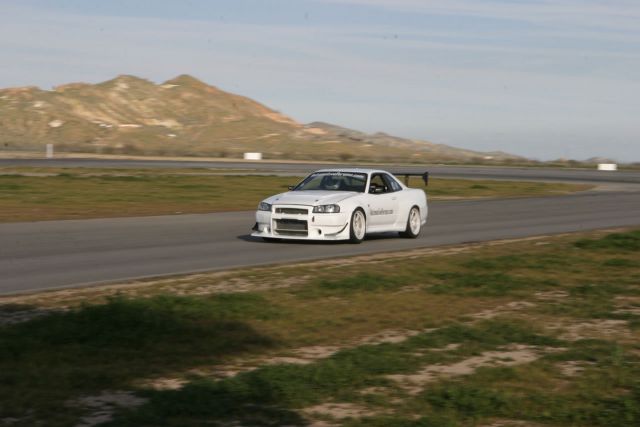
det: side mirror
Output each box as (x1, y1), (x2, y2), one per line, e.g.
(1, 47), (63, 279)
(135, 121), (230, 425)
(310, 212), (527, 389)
(288, 185), (295, 191)
(369, 186), (384, 194)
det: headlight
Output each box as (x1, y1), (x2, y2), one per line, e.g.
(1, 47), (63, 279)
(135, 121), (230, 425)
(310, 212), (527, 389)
(313, 204), (340, 213)
(258, 202), (272, 212)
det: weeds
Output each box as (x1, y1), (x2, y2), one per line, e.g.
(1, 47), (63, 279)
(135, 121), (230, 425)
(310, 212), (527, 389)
(427, 271), (556, 296)
(603, 257), (638, 267)
(296, 273), (411, 298)
(575, 230), (640, 251)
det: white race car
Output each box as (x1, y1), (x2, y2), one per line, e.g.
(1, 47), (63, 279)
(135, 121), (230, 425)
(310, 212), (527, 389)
(251, 168), (428, 243)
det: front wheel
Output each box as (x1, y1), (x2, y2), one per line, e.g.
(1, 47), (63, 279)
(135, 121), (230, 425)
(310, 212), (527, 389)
(349, 209), (366, 243)
(400, 206), (421, 238)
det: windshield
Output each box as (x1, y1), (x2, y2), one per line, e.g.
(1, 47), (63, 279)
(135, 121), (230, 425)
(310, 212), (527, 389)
(293, 172), (367, 192)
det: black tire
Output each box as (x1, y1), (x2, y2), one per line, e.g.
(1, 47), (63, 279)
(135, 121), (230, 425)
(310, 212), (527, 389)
(349, 209), (366, 244)
(400, 206), (421, 238)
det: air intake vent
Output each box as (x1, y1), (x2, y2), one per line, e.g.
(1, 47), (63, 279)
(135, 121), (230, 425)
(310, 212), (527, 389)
(274, 219), (308, 236)
(275, 208), (308, 215)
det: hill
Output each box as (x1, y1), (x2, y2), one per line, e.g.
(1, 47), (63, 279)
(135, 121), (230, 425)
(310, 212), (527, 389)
(0, 75), (523, 163)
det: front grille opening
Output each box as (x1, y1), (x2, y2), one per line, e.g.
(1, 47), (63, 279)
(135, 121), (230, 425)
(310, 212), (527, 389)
(274, 219), (308, 236)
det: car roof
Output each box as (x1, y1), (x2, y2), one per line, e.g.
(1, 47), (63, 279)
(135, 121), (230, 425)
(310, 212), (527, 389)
(313, 168), (388, 175)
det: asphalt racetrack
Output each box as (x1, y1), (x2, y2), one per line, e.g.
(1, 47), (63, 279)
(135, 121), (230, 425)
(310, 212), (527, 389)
(1, 159), (640, 294)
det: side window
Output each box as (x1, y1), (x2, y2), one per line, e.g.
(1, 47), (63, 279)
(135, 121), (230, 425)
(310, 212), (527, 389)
(383, 174), (402, 192)
(369, 174), (390, 194)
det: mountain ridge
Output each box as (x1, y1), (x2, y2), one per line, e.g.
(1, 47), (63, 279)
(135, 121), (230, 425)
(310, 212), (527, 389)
(0, 75), (523, 162)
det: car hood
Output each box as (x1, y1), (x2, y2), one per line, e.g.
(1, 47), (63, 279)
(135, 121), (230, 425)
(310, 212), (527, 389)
(265, 191), (358, 207)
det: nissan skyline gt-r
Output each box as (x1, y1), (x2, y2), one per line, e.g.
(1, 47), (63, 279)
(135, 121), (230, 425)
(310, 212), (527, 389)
(251, 168), (428, 243)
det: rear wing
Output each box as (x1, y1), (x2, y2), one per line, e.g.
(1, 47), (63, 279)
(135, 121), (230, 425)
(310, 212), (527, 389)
(391, 171), (429, 187)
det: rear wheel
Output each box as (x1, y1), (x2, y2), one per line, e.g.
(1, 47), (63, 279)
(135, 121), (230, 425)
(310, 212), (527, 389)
(400, 206), (421, 238)
(349, 209), (366, 243)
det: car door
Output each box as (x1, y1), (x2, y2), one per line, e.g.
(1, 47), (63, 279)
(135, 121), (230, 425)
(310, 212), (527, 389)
(366, 173), (399, 229)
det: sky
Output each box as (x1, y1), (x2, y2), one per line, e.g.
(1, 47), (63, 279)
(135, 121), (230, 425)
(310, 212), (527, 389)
(1, 0), (639, 161)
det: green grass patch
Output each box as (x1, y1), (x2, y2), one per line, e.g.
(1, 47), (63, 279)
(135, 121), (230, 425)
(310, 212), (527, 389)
(295, 272), (411, 298)
(575, 230), (640, 251)
(108, 320), (560, 426)
(414, 339), (640, 426)
(462, 253), (574, 271)
(603, 257), (638, 267)
(0, 294), (278, 425)
(345, 416), (458, 427)
(426, 178), (590, 199)
(0, 168), (590, 221)
(427, 271), (557, 296)
(0, 172), (297, 222)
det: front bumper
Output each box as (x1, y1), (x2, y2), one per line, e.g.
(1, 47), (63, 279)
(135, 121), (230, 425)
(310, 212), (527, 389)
(251, 205), (350, 240)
